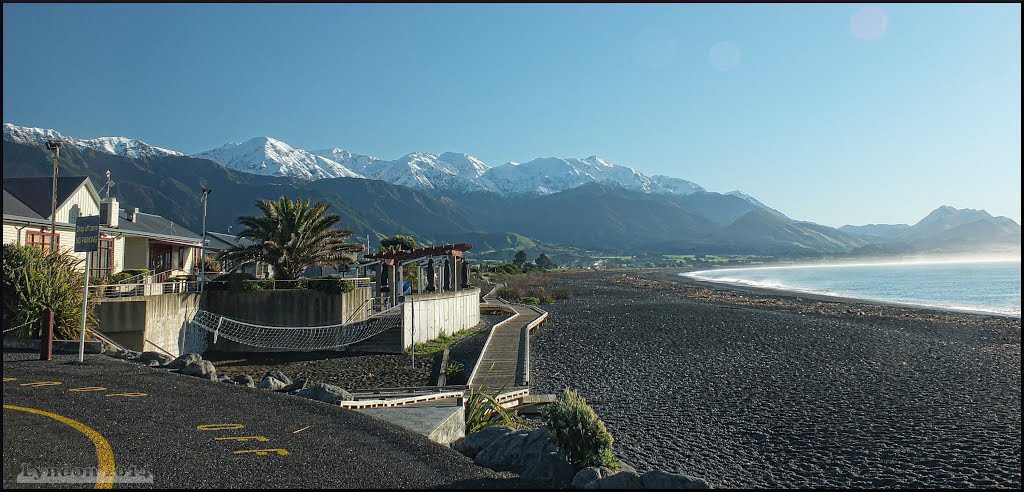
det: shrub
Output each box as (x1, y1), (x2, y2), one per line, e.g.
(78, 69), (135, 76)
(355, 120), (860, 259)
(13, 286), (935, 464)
(542, 389), (619, 470)
(445, 362), (466, 385)
(109, 268), (151, 284)
(521, 296), (541, 305)
(465, 387), (528, 433)
(299, 275), (354, 294)
(496, 285), (524, 302)
(206, 272), (267, 292)
(2, 244), (97, 339)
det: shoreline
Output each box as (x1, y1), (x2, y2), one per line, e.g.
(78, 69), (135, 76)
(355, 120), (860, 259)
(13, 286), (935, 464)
(675, 268), (1021, 320)
(641, 268), (1021, 326)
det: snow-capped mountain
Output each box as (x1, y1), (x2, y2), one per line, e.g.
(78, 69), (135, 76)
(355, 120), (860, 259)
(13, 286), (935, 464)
(4, 122), (776, 211)
(649, 175), (705, 195)
(3, 123), (183, 159)
(311, 147), (382, 175)
(368, 152), (497, 193)
(194, 137), (363, 180)
(480, 155), (695, 196)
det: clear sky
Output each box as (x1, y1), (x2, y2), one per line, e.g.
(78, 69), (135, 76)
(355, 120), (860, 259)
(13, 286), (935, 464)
(3, 3), (1020, 227)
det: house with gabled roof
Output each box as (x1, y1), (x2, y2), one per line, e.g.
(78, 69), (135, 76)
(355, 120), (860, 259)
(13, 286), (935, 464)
(3, 176), (203, 281)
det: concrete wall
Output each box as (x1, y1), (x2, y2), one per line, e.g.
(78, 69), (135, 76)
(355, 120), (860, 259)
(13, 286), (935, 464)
(204, 286), (373, 352)
(95, 293), (205, 357)
(401, 288), (481, 349)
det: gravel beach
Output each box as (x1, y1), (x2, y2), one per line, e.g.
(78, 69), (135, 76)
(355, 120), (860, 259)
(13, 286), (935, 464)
(530, 269), (1021, 488)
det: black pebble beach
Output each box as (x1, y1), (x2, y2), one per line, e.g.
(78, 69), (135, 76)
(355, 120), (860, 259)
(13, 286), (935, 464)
(530, 270), (1021, 488)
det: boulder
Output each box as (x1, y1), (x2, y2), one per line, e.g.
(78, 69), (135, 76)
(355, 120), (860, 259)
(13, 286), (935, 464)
(166, 353), (202, 369)
(618, 461), (638, 475)
(520, 445), (574, 484)
(277, 379), (309, 394)
(257, 375), (286, 391)
(592, 471), (643, 489)
(639, 470), (709, 489)
(573, 467), (606, 489)
(264, 370), (292, 385)
(456, 426), (516, 458)
(294, 383), (353, 404)
(180, 360), (217, 380)
(231, 375), (256, 388)
(474, 429), (532, 471)
(138, 351), (173, 366)
(144, 359), (161, 367)
(218, 375), (232, 383)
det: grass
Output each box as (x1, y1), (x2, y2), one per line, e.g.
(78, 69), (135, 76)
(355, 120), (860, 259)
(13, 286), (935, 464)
(409, 325), (489, 356)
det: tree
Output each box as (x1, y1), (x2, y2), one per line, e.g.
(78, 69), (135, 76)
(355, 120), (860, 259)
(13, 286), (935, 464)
(380, 234), (417, 253)
(535, 253), (556, 270)
(513, 250), (528, 267)
(219, 196), (363, 280)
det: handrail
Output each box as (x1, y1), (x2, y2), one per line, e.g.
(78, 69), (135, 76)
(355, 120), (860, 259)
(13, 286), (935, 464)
(344, 297), (373, 324)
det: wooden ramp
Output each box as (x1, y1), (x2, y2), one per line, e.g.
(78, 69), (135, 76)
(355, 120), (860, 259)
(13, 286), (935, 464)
(469, 290), (548, 393)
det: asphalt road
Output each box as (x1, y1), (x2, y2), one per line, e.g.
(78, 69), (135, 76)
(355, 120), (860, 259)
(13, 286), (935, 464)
(2, 351), (525, 489)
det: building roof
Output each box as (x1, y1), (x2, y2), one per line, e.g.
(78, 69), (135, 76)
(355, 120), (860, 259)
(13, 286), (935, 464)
(205, 231), (253, 252)
(2, 176), (91, 220)
(112, 209), (202, 242)
(3, 189), (44, 220)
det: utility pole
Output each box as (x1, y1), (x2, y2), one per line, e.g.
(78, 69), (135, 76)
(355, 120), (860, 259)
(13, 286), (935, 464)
(199, 187), (212, 292)
(46, 140), (61, 250)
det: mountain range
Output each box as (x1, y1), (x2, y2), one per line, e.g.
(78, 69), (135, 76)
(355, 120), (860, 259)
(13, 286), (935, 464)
(3, 123), (1019, 261)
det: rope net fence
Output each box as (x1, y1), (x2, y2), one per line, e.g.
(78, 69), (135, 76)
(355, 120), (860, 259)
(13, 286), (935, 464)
(190, 303), (403, 350)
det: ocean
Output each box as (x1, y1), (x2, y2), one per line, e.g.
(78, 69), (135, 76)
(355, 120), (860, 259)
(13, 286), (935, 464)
(683, 259), (1021, 317)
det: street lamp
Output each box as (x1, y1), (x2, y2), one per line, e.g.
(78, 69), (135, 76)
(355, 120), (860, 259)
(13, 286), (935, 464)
(46, 140), (62, 251)
(199, 187), (212, 292)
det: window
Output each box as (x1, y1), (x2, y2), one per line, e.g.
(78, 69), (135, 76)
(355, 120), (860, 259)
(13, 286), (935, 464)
(89, 238), (115, 279)
(178, 246), (185, 270)
(25, 231), (59, 253)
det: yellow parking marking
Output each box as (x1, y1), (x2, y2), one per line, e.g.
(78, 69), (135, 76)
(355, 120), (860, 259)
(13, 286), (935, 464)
(104, 392), (148, 398)
(233, 448), (290, 456)
(215, 435), (270, 443)
(20, 381), (62, 387)
(69, 387), (109, 392)
(197, 423), (245, 431)
(3, 377), (16, 382)
(3, 404), (116, 489)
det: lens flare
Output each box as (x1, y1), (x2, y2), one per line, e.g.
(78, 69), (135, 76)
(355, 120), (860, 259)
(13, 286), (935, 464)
(850, 6), (888, 41)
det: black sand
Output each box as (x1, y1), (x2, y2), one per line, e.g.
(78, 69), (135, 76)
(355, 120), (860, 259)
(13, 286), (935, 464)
(530, 269), (1021, 488)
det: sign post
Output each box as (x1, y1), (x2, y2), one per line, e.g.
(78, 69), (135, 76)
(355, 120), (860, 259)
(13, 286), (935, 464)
(74, 215), (100, 363)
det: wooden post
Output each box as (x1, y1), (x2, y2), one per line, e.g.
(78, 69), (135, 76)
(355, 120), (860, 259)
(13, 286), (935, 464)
(40, 308), (55, 361)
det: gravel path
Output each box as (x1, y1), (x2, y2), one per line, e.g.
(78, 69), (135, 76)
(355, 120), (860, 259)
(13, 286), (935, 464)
(206, 314), (510, 390)
(530, 270), (1021, 489)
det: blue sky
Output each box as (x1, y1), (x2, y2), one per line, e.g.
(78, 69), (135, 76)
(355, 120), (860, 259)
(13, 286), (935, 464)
(3, 3), (1020, 227)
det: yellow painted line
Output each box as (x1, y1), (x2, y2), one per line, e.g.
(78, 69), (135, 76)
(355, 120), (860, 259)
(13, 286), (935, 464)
(233, 448), (289, 456)
(3, 377), (16, 382)
(215, 435), (269, 442)
(104, 392), (148, 398)
(20, 381), (62, 387)
(69, 387), (109, 392)
(3, 404), (116, 489)
(197, 423), (245, 431)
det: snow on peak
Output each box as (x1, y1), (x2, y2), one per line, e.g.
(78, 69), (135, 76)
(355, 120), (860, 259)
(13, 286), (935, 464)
(369, 152), (496, 192)
(3, 123), (183, 159)
(194, 137), (363, 180)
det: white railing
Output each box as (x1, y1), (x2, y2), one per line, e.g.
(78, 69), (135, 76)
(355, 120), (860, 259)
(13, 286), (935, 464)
(90, 280), (195, 298)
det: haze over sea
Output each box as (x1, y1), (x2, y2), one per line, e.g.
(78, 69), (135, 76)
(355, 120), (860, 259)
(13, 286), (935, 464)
(684, 258), (1021, 318)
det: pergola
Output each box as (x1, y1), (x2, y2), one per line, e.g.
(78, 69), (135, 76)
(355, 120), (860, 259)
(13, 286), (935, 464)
(361, 243), (474, 307)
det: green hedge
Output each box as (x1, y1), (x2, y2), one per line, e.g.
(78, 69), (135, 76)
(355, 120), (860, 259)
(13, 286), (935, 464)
(542, 389), (619, 470)
(298, 275), (354, 294)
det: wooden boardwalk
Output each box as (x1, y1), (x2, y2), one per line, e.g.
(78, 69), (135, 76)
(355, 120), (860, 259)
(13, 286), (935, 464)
(469, 289), (548, 393)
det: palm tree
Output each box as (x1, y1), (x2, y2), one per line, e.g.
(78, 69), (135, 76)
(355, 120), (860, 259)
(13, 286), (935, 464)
(220, 196), (363, 280)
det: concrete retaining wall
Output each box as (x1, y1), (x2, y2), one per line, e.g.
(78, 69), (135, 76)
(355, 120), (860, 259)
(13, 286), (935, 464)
(402, 288), (481, 350)
(95, 293), (205, 357)
(204, 286), (373, 352)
